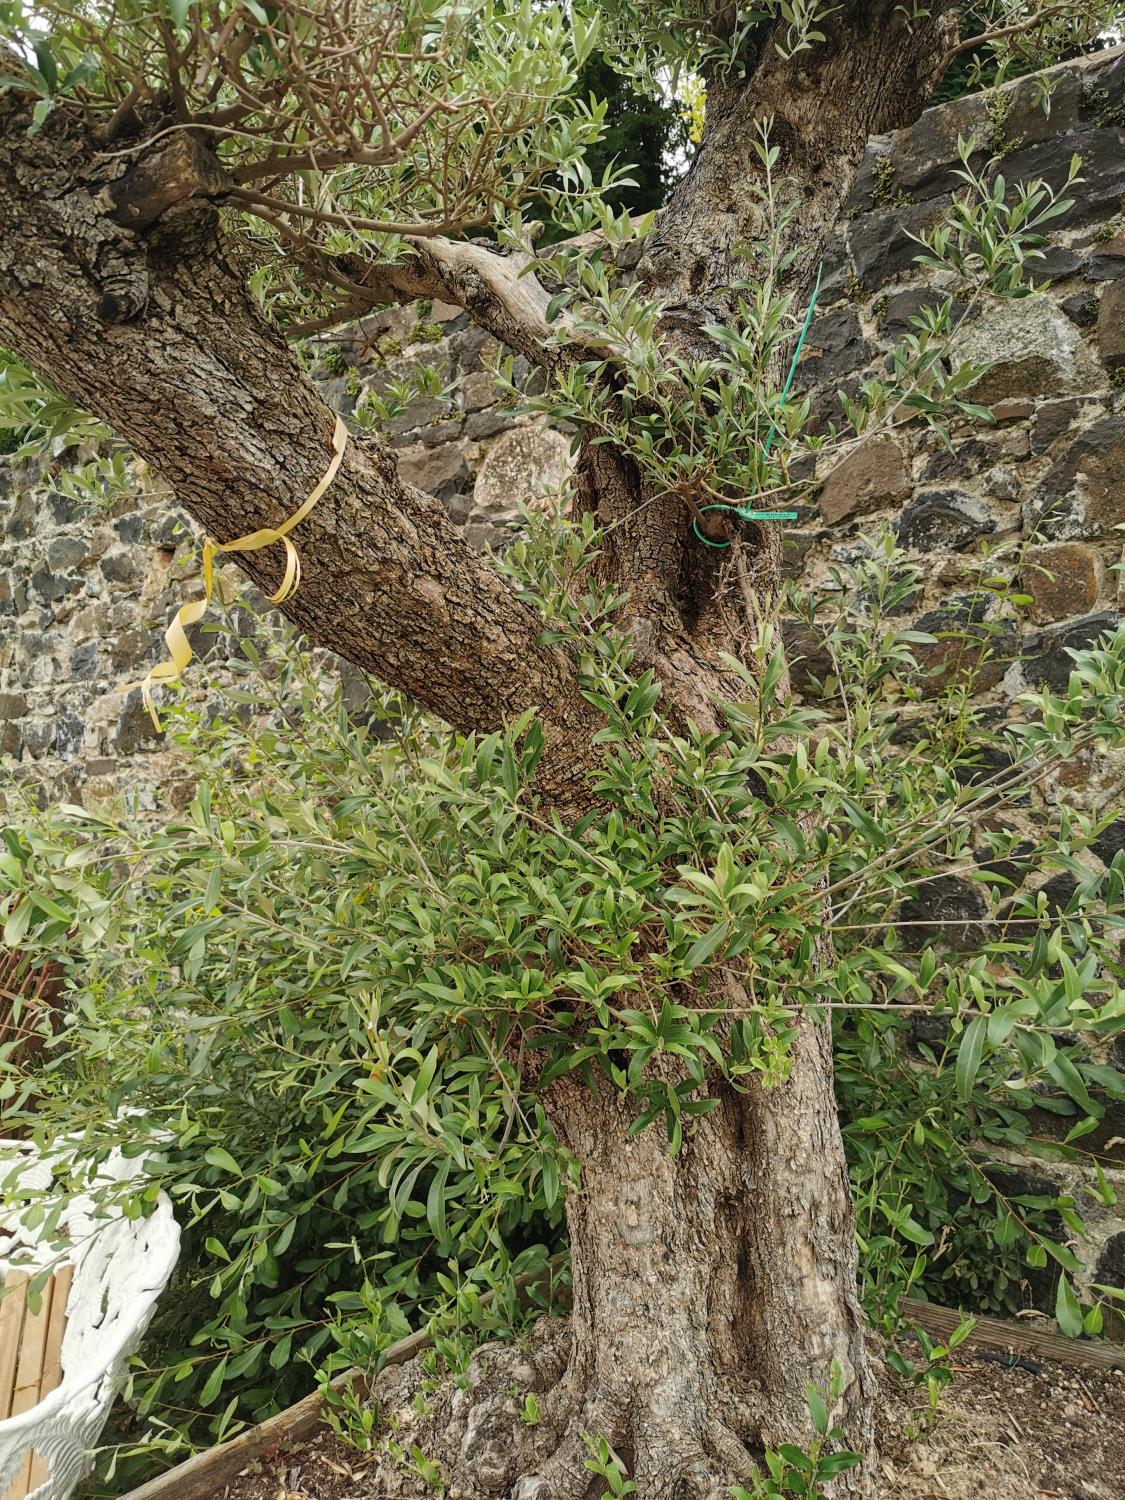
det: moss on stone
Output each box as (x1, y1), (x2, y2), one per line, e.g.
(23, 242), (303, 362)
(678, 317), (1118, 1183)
(1082, 83), (1125, 129)
(871, 156), (912, 210)
(986, 90), (1017, 157)
(844, 270), (865, 301)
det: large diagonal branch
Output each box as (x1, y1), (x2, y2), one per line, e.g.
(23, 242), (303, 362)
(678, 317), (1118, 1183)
(0, 90), (598, 808)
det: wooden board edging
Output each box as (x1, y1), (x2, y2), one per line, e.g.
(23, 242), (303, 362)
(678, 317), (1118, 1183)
(904, 1299), (1125, 1373)
(122, 1294), (1125, 1500)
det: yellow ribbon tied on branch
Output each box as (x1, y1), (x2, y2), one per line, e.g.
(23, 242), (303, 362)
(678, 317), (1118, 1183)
(139, 414), (349, 730)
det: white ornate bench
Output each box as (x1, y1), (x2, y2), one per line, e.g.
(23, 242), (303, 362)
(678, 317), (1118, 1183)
(0, 1140), (180, 1500)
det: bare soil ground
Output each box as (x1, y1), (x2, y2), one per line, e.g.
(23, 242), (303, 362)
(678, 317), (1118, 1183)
(217, 1341), (1125, 1500)
(875, 1350), (1125, 1500)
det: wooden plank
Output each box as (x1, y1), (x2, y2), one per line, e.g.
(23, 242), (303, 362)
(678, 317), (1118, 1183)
(35, 1265), (72, 1399)
(27, 1262), (74, 1492)
(2, 1271), (51, 1500)
(903, 1298), (1125, 1372)
(123, 1290), (1125, 1500)
(0, 1272), (28, 1423)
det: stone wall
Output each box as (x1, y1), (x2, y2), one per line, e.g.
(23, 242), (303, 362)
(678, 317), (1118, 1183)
(796, 45), (1125, 1314)
(1, 45), (1124, 1306)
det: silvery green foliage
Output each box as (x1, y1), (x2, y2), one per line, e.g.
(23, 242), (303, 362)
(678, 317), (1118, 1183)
(2, 527), (1123, 1480)
(593, 3), (1121, 94)
(0, 2), (627, 336)
(0, 13), (1097, 503)
(911, 134), (1085, 296)
(952, 2), (1124, 90)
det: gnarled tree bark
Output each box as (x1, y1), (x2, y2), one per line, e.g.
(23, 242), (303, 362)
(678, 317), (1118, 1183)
(0, 89), (601, 811)
(526, 1024), (874, 1497)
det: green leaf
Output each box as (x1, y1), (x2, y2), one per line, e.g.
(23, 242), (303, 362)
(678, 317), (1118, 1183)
(27, 97), (53, 136)
(200, 1355), (228, 1406)
(60, 55), (99, 93)
(1055, 1275), (1083, 1338)
(955, 1015), (986, 1101)
(425, 1156), (451, 1241)
(570, 8), (601, 67)
(1045, 1052), (1095, 1115)
(805, 1384), (829, 1436)
(412, 1046), (439, 1104)
(818, 1453), (862, 1477)
(684, 921), (730, 970)
(2, 902), (31, 948)
(897, 1214), (935, 1248)
(205, 1147), (242, 1176)
(32, 38), (58, 94)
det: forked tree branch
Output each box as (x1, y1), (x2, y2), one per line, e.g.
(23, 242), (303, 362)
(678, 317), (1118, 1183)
(86, 121), (563, 364)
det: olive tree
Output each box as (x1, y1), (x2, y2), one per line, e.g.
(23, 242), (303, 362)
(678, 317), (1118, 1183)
(0, 4), (1120, 1496)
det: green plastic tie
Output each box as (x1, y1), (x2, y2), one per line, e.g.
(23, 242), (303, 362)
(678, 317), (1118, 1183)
(693, 262), (824, 546)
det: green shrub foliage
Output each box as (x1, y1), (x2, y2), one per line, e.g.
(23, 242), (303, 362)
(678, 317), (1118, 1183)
(1, 520), (1123, 1482)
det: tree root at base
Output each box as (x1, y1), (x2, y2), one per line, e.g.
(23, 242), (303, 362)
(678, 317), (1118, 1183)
(356, 1316), (873, 1500)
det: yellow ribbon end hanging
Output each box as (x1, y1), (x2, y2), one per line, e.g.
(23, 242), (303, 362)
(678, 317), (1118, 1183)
(136, 414), (349, 731)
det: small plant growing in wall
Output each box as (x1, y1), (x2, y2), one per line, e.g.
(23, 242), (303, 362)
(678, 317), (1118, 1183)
(985, 89), (1017, 156)
(318, 344), (350, 379)
(1082, 82), (1125, 128)
(871, 155), (912, 210)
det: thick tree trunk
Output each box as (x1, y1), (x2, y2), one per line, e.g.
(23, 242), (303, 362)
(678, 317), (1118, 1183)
(577, 3), (958, 729)
(363, 1012), (874, 1499)
(528, 1021), (874, 1498)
